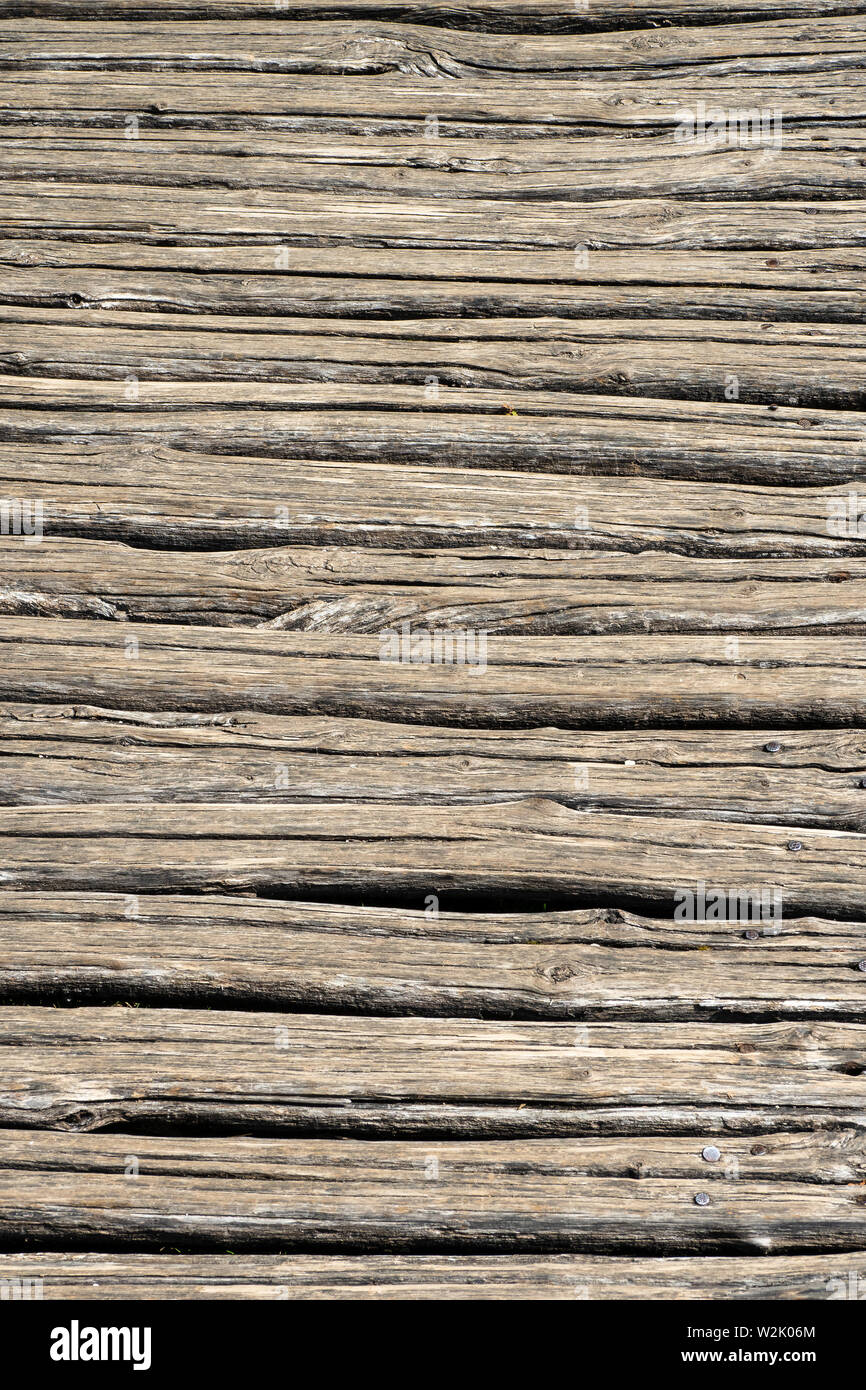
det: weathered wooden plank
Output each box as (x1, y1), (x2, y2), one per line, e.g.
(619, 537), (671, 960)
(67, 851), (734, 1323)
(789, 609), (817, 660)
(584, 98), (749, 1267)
(7, 537), (866, 633)
(2, 798), (866, 913)
(2, 180), (862, 248)
(1, 620), (866, 732)
(0, 1250), (863, 1300)
(2, 241), (861, 320)
(2, 1008), (866, 1137)
(0, 1128), (864, 1252)
(2, 262), (862, 323)
(4, 240), (859, 289)
(2, 316), (864, 406)
(3, 0), (861, 25)
(2, 442), (863, 549)
(3, 707), (866, 834)
(3, 17), (865, 75)
(3, 72), (862, 126)
(6, 1127), (866, 1184)
(1, 889), (865, 1016)
(4, 129), (865, 205)
(3, 397), (863, 486)
(4, 887), (866, 948)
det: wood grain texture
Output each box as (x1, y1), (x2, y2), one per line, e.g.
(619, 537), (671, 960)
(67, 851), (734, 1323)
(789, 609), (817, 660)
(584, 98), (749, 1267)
(5, 240), (860, 284)
(3, 17), (864, 76)
(3, 242), (861, 323)
(4, 0), (866, 1290)
(3, 619), (866, 730)
(4, 886), (866, 948)
(3, 800), (866, 913)
(2, 262), (863, 324)
(0, 1129), (865, 1253)
(4, 0), (863, 24)
(4, 71), (863, 125)
(3, 1007), (866, 1139)
(3, 707), (866, 832)
(0, 1250), (864, 1300)
(3, 179), (863, 246)
(3, 397), (864, 486)
(1, 890), (865, 1017)
(2, 315), (864, 406)
(4, 127), (866, 205)
(8, 537), (866, 633)
(4, 442), (865, 552)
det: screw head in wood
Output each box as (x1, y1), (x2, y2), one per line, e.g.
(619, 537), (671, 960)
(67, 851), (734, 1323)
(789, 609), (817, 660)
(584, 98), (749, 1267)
(743, 929), (760, 941)
(763, 741), (781, 753)
(701, 1146), (721, 1163)
(694, 1192), (711, 1206)
(858, 961), (866, 973)
(787, 840), (803, 852)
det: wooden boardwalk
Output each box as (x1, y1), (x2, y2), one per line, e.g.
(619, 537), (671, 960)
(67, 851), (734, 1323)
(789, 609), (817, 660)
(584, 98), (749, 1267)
(1, 1), (865, 1300)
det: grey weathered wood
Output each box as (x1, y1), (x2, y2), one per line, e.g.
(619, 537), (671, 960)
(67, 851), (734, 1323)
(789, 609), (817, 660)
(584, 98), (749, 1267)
(0, 1250), (862, 1300)
(4, 126), (865, 205)
(5, 239), (861, 281)
(3, 70), (862, 125)
(3, 707), (866, 833)
(3, 1007), (866, 1139)
(0, 1128), (864, 1252)
(5, 886), (866, 948)
(1, 890), (865, 1017)
(3, 0), (865, 1281)
(11, 1126), (866, 1183)
(2, 620), (866, 732)
(2, 315), (865, 406)
(7, 537), (866, 634)
(4, 441), (865, 550)
(4, 0), (860, 22)
(3, 17), (864, 76)
(3, 393), (864, 485)
(2, 798), (866, 914)
(3, 240), (860, 292)
(2, 260), (863, 323)
(3, 176), (863, 245)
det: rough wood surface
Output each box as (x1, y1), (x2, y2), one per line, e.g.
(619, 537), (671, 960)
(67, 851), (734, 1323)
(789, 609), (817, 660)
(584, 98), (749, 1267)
(2, 243), (862, 325)
(3, 316), (865, 407)
(2, 619), (866, 730)
(4, 1), (862, 23)
(3, 1008), (866, 1139)
(5, 68), (864, 125)
(3, 18), (864, 76)
(3, 709), (866, 831)
(0, 1129), (865, 1253)
(7, 537), (866, 633)
(4, 182), (863, 246)
(0, 1250), (862, 1300)
(1, 890), (865, 1017)
(4, 395), (862, 485)
(4, 440), (865, 551)
(3, 1), (866, 1296)
(3, 800), (866, 914)
(4, 126), (866, 204)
